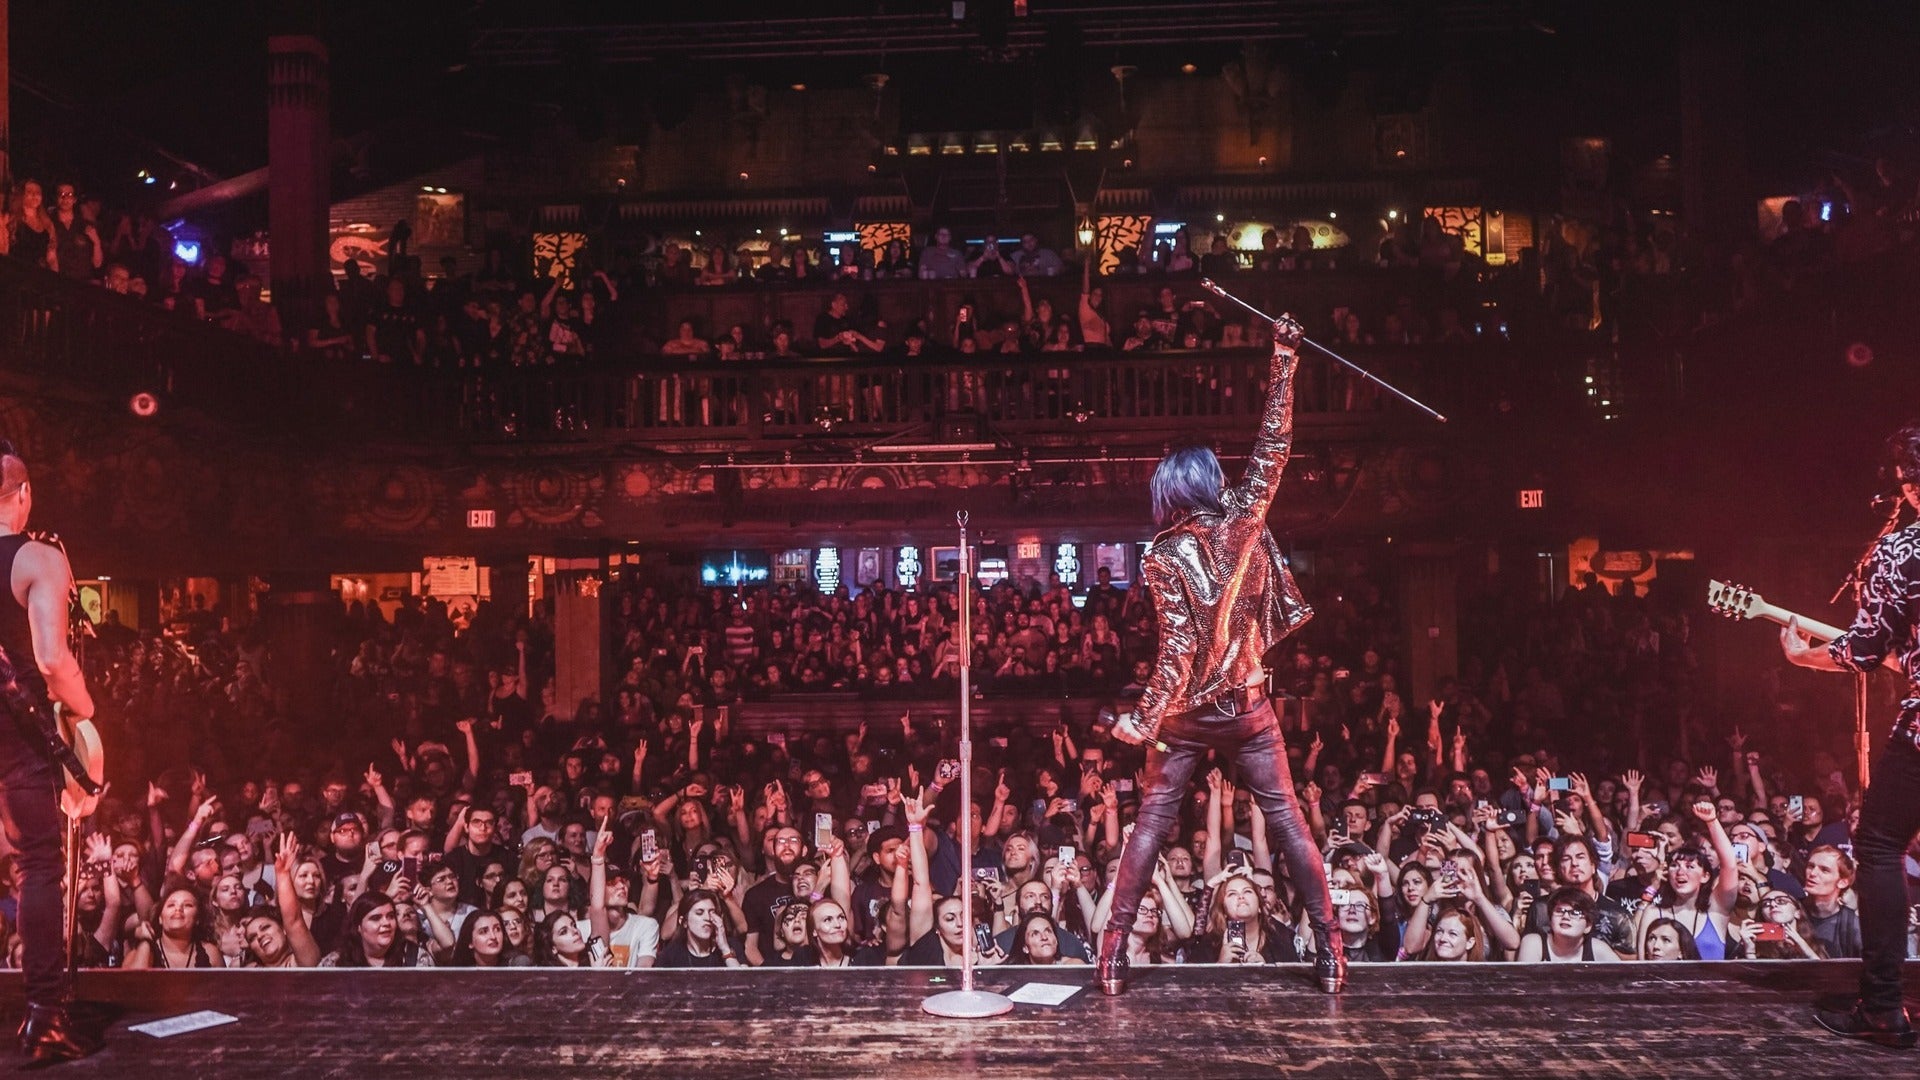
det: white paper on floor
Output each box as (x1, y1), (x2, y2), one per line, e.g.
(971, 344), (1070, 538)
(1007, 982), (1082, 1006)
(128, 1011), (241, 1038)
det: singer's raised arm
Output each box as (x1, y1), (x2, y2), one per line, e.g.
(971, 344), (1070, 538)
(1222, 323), (1302, 524)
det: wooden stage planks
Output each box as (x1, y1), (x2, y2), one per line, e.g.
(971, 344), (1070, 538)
(7, 961), (1916, 1078)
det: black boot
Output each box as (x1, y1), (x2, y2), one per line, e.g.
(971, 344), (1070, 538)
(1814, 1001), (1916, 1049)
(1313, 927), (1347, 994)
(1096, 928), (1130, 997)
(18, 1003), (102, 1064)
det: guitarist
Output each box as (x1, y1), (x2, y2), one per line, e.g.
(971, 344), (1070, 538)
(0, 444), (101, 1062)
(1780, 420), (1920, 1050)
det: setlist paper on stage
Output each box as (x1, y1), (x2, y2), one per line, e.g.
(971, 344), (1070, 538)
(1007, 983), (1083, 1006)
(128, 1011), (241, 1038)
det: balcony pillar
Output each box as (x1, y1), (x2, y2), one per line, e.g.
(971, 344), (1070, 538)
(1399, 544), (1460, 713)
(268, 36), (330, 318)
(550, 550), (611, 721)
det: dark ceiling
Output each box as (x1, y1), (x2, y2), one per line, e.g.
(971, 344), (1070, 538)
(8, 1), (1919, 199)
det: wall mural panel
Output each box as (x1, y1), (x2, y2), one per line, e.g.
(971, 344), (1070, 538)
(532, 232), (589, 289)
(854, 222), (912, 255)
(1094, 215), (1153, 276)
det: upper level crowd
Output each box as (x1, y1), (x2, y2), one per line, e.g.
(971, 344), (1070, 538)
(10, 155), (1912, 380)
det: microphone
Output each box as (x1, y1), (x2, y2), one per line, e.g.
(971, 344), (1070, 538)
(1872, 489), (1906, 512)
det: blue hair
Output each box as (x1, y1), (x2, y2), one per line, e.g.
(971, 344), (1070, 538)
(1150, 445), (1225, 529)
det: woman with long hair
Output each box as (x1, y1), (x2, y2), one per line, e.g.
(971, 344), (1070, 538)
(498, 907), (532, 961)
(533, 912), (610, 968)
(208, 872), (252, 965)
(8, 180), (57, 271)
(1739, 892), (1826, 961)
(806, 899), (885, 968)
(122, 882), (221, 969)
(319, 893), (432, 967)
(1640, 916), (1703, 961)
(532, 864), (582, 925)
(1006, 911), (1086, 966)
(655, 889), (743, 968)
(449, 910), (529, 967)
(1196, 870), (1300, 964)
(1414, 902), (1489, 962)
(1631, 802), (1741, 960)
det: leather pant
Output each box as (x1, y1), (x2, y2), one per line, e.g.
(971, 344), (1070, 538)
(1108, 696), (1334, 943)
(1854, 733), (1920, 1013)
(0, 738), (67, 1006)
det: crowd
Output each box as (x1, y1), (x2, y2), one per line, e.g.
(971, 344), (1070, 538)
(11, 148), (1920, 376)
(15, 555), (1915, 974)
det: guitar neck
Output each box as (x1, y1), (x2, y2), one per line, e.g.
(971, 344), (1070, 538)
(1746, 600), (1849, 644)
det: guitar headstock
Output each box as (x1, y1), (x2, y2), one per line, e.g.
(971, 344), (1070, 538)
(1706, 579), (1765, 621)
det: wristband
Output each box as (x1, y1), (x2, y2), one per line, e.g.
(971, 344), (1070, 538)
(907, 824), (924, 834)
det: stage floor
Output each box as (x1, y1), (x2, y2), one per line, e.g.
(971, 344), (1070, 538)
(9, 961), (1916, 1078)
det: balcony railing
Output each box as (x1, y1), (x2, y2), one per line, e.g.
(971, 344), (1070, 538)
(358, 342), (1569, 444)
(0, 256), (1593, 448)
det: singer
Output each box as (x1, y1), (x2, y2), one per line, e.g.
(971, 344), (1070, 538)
(1101, 317), (1344, 996)
(1780, 420), (1920, 1049)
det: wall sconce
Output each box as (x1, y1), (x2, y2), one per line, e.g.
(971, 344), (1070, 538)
(1076, 217), (1095, 248)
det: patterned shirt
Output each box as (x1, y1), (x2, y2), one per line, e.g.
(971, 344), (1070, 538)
(1828, 521), (1920, 748)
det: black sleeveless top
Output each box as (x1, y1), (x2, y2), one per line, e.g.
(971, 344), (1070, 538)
(0, 534), (49, 703)
(10, 221), (52, 270)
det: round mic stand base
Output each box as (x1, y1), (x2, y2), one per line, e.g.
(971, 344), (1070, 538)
(921, 988), (1015, 1019)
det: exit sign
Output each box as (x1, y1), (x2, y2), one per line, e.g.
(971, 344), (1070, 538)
(1518, 489), (1544, 510)
(467, 509), (497, 529)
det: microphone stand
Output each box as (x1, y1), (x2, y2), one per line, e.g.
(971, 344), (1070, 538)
(923, 511), (1013, 1019)
(1831, 496), (1910, 791)
(1199, 278), (1448, 423)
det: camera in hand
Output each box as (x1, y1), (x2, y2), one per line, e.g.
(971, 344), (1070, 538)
(1407, 807), (1446, 831)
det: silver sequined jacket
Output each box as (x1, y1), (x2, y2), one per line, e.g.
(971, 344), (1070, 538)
(1134, 342), (1313, 739)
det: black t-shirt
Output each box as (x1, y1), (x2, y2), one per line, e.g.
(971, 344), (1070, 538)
(1807, 904), (1862, 959)
(195, 273), (239, 315)
(1194, 919), (1301, 964)
(370, 304), (420, 360)
(851, 877), (890, 944)
(443, 844), (505, 899)
(898, 930), (949, 967)
(743, 873), (796, 946)
(813, 312), (854, 355)
(655, 940), (731, 968)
